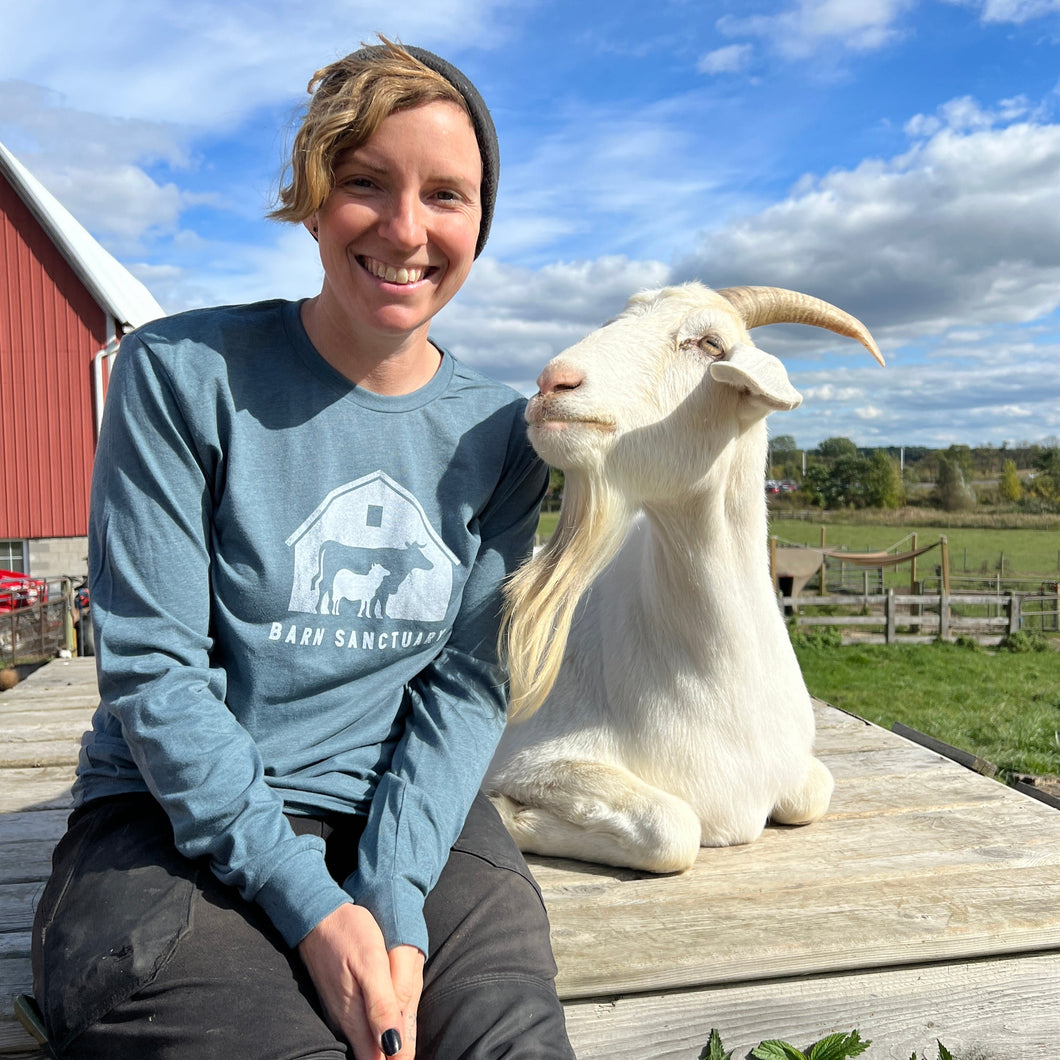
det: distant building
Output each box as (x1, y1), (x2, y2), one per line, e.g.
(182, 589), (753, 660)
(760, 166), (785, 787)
(0, 141), (164, 578)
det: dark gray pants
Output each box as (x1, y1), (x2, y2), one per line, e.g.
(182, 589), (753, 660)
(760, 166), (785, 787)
(32, 792), (574, 1059)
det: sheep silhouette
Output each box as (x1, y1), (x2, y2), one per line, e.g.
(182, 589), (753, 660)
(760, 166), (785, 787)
(312, 541), (434, 619)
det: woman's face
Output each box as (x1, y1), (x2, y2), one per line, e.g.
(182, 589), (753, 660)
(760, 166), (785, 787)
(308, 101), (482, 347)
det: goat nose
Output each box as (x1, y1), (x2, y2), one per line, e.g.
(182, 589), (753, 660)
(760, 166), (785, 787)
(537, 362), (584, 395)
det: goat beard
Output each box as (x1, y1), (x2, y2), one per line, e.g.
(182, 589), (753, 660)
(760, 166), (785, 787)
(501, 469), (633, 722)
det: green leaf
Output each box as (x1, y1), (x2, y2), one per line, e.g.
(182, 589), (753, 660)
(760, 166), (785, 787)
(806, 1030), (872, 1059)
(698, 1028), (733, 1060)
(751, 1042), (807, 1060)
(937, 1043), (955, 1060)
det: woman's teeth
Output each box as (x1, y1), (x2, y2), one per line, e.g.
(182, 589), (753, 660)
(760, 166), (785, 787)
(362, 257), (426, 285)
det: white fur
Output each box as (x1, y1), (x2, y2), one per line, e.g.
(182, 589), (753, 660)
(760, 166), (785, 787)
(486, 283), (844, 872)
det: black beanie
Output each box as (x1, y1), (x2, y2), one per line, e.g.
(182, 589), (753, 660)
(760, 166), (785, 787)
(352, 44), (499, 258)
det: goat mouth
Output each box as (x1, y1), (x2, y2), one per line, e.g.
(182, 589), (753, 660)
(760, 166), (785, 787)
(529, 413), (617, 434)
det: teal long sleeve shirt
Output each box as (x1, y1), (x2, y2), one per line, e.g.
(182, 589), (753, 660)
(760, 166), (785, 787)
(76, 299), (547, 955)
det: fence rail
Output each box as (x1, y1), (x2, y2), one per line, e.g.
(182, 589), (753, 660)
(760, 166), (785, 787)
(0, 580), (75, 667)
(783, 588), (1060, 644)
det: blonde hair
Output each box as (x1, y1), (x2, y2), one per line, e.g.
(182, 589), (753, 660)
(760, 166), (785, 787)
(270, 39), (471, 223)
(500, 472), (633, 720)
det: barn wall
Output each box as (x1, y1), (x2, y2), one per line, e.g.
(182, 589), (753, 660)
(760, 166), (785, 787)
(0, 172), (106, 540)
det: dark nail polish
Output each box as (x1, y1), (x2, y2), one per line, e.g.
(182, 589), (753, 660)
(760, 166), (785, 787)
(381, 1028), (402, 1056)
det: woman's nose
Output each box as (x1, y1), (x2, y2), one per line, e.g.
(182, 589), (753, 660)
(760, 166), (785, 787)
(378, 192), (427, 248)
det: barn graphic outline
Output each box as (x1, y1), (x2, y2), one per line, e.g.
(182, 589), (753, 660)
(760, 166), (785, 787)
(285, 472), (458, 621)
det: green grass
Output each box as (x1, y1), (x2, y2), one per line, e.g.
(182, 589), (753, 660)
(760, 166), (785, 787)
(535, 510), (560, 543)
(793, 639), (1060, 777)
(770, 520), (1060, 580)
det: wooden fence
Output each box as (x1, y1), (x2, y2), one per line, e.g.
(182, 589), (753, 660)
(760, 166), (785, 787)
(783, 588), (1060, 644)
(0, 582), (74, 668)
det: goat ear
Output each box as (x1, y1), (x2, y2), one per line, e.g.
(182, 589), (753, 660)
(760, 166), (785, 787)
(709, 342), (802, 412)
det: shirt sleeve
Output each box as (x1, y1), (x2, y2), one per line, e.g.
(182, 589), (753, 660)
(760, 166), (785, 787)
(89, 333), (351, 948)
(343, 405), (548, 954)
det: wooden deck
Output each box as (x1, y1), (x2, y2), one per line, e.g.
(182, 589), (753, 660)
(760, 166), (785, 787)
(2, 658), (1058, 1059)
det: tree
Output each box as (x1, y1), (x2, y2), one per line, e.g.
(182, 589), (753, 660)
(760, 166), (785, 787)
(1000, 459), (1022, 503)
(1028, 447), (1060, 505)
(933, 455), (976, 511)
(944, 444), (975, 479)
(802, 453), (874, 508)
(864, 450), (904, 509)
(816, 437), (858, 461)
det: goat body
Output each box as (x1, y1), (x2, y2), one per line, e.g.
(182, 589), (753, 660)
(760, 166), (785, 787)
(486, 282), (882, 872)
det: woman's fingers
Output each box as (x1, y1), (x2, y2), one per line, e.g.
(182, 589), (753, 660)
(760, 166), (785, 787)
(388, 945), (425, 1058)
(298, 903), (403, 1059)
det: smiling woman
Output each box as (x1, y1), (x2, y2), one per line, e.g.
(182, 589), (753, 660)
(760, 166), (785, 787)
(300, 102), (482, 389)
(30, 38), (572, 1060)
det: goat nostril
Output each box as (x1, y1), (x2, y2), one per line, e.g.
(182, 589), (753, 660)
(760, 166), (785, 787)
(538, 364), (584, 396)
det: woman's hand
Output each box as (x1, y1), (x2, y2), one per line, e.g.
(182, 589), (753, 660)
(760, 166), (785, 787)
(298, 904), (424, 1059)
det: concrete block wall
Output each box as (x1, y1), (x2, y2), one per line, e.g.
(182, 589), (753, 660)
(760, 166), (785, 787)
(27, 537), (89, 581)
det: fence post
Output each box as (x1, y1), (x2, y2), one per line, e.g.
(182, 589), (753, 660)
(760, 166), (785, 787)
(886, 588), (895, 644)
(819, 526), (827, 595)
(910, 533), (918, 594)
(1008, 594), (1020, 636)
(939, 586), (950, 641)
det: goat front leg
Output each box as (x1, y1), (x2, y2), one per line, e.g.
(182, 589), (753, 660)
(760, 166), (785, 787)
(770, 755), (834, 826)
(487, 760), (701, 873)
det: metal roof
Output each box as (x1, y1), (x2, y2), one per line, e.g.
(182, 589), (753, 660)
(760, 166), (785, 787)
(0, 140), (165, 332)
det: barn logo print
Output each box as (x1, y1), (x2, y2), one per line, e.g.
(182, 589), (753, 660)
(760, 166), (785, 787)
(284, 472), (457, 625)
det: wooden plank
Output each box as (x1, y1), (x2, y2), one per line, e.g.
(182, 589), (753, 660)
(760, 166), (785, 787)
(0, 770), (73, 814)
(0, 743), (83, 770)
(2, 666), (1058, 1059)
(0, 810), (70, 885)
(532, 789), (1060, 1000)
(562, 951), (1060, 1060)
(544, 863), (1060, 1000)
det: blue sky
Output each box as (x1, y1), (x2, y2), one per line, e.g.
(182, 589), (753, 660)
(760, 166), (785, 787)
(2, 0), (1060, 449)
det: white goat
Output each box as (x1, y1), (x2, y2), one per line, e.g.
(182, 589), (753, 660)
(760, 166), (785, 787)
(486, 282), (883, 872)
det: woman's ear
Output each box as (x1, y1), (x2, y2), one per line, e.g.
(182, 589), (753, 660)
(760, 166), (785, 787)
(304, 214), (319, 243)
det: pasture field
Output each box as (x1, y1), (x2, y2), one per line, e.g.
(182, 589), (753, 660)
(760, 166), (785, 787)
(794, 639), (1060, 779)
(540, 511), (1060, 579)
(770, 520), (1060, 580)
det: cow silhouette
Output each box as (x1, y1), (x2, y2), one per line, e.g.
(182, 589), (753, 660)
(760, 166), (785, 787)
(312, 541), (434, 619)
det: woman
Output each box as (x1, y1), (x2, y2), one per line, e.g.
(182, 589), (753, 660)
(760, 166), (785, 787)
(32, 40), (574, 1060)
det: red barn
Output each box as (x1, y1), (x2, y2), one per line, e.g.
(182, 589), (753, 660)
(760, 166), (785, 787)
(0, 141), (164, 579)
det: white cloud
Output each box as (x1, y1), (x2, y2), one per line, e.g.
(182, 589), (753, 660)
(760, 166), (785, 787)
(494, 97), (738, 264)
(943, 0), (1060, 23)
(432, 255), (671, 389)
(717, 0), (915, 60)
(675, 100), (1060, 345)
(0, 0), (512, 127)
(697, 44), (754, 75)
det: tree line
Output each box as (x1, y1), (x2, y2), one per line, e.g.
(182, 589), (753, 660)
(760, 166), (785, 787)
(768, 436), (1060, 513)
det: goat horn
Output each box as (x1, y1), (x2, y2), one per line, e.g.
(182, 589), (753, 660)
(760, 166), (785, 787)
(717, 286), (885, 366)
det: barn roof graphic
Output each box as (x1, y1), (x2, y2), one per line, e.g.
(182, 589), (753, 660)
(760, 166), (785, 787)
(286, 470), (458, 567)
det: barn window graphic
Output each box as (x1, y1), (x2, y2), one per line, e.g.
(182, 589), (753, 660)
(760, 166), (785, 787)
(285, 472), (458, 622)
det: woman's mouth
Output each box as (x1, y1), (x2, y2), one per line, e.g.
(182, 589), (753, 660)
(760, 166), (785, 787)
(359, 255), (434, 286)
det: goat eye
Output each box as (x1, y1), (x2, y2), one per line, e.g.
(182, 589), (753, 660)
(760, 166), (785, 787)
(681, 334), (725, 360)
